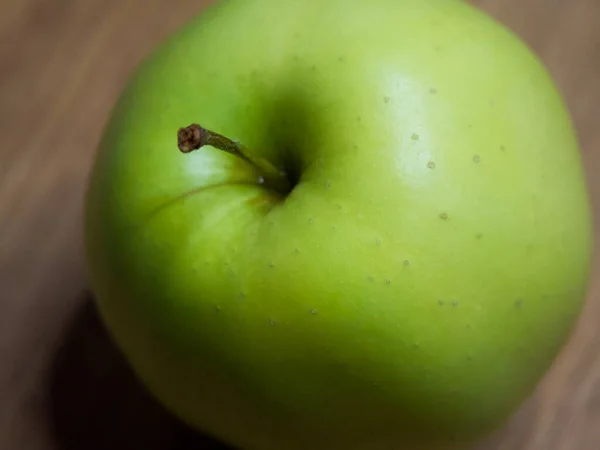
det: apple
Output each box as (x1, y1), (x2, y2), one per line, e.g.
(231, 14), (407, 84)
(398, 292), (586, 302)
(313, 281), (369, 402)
(84, 0), (593, 449)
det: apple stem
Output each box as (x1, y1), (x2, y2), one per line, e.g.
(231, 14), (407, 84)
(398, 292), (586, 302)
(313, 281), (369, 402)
(177, 124), (290, 194)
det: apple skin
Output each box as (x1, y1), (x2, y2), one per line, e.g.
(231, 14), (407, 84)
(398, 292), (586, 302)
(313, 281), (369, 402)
(84, 0), (593, 449)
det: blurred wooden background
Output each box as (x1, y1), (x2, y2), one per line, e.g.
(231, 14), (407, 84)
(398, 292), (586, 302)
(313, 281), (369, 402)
(0, 0), (598, 449)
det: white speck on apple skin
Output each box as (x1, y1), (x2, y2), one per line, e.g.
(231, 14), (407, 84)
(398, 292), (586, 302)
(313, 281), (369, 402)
(385, 279), (391, 285)
(473, 154), (481, 163)
(269, 319), (277, 326)
(404, 260), (410, 266)
(308, 217), (314, 224)
(452, 300), (459, 306)
(310, 309), (317, 315)
(375, 238), (382, 245)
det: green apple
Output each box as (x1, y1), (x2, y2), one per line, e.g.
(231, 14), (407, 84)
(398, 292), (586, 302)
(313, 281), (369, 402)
(84, 0), (593, 448)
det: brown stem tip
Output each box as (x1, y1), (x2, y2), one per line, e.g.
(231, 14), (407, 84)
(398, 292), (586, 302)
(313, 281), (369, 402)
(178, 124), (207, 153)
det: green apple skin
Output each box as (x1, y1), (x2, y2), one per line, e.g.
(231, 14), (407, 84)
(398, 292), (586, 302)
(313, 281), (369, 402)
(84, 0), (593, 449)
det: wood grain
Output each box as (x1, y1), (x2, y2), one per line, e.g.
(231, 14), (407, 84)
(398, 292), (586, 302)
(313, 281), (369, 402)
(0, 1), (598, 449)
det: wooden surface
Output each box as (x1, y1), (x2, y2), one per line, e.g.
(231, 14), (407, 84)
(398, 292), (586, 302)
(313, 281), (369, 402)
(0, 0), (598, 449)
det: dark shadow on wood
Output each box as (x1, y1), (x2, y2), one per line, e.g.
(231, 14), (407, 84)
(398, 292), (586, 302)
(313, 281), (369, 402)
(46, 291), (231, 450)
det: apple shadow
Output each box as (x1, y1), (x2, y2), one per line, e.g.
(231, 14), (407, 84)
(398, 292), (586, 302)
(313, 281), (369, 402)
(46, 291), (232, 450)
